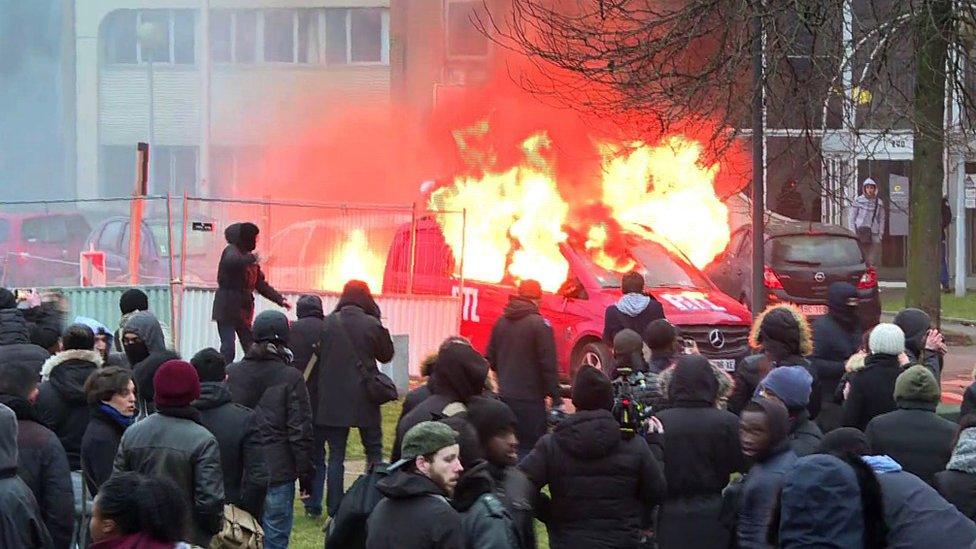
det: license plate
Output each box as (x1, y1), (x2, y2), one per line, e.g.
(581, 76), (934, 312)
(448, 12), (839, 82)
(709, 359), (737, 372)
(799, 304), (828, 316)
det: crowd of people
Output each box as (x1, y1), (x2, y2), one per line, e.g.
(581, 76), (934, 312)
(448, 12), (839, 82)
(0, 225), (974, 549)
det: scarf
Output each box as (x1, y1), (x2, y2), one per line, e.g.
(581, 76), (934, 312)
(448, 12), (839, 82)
(948, 428), (976, 474)
(99, 403), (135, 428)
(156, 405), (204, 425)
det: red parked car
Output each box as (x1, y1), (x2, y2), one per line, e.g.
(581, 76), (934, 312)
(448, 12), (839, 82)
(0, 212), (91, 287)
(384, 217), (753, 380)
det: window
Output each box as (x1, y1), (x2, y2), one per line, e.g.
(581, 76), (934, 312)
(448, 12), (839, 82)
(235, 11), (258, 63)
(298, 10), (322, 63)
(97, 222), (125, 251)
(446, 2), (488, 57)
(100, 9), (195, 65)
(211, 11), (232, 63)
(264, 10), (295, 62)
(152, 146), (198, 195)
(100, 145), (136, 197)
(350, 9), (383, 62)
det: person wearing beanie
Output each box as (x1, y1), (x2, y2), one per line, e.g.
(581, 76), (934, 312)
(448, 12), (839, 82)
(656, 355), (744, 549)
(190, 348), (266, 519)
(520, 365), (666, 549)
(487, 278), (563, 459)
(842, 323), (908, 431)
(894, 308), (945, 379)
(603, 271), (666, 346)
(730, 304), (820, 419)
(113, 360), (224, 547)
(35, 323), (103, 471)
(865, 365), (957, 485)
(757, 366), (823, 457)
(314, 282), (393, 520)
(644, 318), (680, 374)
(737, 397), (797, 549)
(212, 222), (290, 364)
(114, 288), (172, 354)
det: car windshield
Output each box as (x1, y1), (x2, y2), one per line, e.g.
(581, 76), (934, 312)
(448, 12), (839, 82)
(765, 234), (864, 268)
(581, 238), (712, 289)
(148, 222), (211, 258)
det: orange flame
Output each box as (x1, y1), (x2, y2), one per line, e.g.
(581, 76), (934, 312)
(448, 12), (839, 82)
(317, 229), (385, 293)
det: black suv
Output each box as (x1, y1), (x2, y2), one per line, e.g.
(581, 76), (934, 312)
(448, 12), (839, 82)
(704, 220), (881, 327)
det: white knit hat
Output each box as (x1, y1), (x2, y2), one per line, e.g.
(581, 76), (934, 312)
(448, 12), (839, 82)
(869, 323), (905, 355)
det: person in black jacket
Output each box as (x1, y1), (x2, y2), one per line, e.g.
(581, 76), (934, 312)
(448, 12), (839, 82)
(757, 366), (823, 457)
(212, 222), (290, 364)
(935, 417), (976, 520)
(120, 311), (179, 414)
(401, 336), (473, 424)
(656, 355), (743, 549)
(810, 282), (861, 432)
(36, 323), (102, 471)
(81, 367), (135, 495)
(191, 348), (266, 518)
(113, 359), (224, 547)
(315, 281), (394, 518)
(866, 365), (957, 485)
(0, 289), (52, 374)
(894, 308), (945, 379)
(0, 403), (54, 548)
(520, 365), (667, 549)
(842, 323), (908, 430)
(603, 271), (666, 346)
(226, 311), (314, 548)
(645, 319), (680, 374)
(486, 279), (562, 458)
(0, 358), (73, 549)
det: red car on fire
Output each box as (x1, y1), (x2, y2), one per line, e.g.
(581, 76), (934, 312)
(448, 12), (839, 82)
(384, 217), (753, 380)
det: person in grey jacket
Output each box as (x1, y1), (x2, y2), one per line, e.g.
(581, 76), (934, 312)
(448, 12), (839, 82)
(0, 403), (54, 548)
(849, 178), (884, 266)
(113, 359), (224, 547)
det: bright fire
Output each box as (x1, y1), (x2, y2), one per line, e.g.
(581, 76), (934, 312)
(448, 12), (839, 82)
(317, 229), (385, 293)
(430, 125), (731, 292)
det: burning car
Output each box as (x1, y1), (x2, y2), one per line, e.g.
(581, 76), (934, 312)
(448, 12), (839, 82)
(384, 217), (752, 379)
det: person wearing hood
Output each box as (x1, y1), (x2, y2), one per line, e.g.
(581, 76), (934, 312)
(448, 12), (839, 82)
(519, 365), (666, 549)
(820, 427), (976, 548)
(113, 288), (172, 353)
(289, 294), (325, 391)
(644, 318), (680, 374)
(212, 222), (290, 364)
(81, 367), (136, 496)
(366, 421), (465, 549)
(121, 311), (179, 415)
(0, 356), (73, 549)
(850, 177), (884, 266)
(757, 366), (823, 457)
(893, 308), (945, 379)
(934, 418), (976, 520)
(842, 323), (909, 430)
(656, 355), (744, 549)
(74, 316), (127, 368)
(0, 289), (51, 380)
(737, 396), (797, 549)
(36, 323), (103, 471)
(392, 338), (489, 464)
(191, 348), (266, 519)
(865, 365), (956, 485)
(729, 304), (819, 418)
(486, 279), (562, 458)
(114, 360), (224, 547)
(602, 271), (665, 346)
(225, 311), (313, 548)
(22, 298), (65, 356)
(401, 336), (471, 421)
(314, 281), (393, 518)
(0, 403), (54, 548)
(810, 282), (862, 432)
(610, 328), (666, 413)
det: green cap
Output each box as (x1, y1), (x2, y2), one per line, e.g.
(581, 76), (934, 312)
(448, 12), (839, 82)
(393, 421), (458, 469)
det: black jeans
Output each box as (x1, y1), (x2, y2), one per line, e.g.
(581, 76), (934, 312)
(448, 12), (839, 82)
(322, 425), (383, 517)
(217, 317), (253, 364)
(502, 396), (547, 459)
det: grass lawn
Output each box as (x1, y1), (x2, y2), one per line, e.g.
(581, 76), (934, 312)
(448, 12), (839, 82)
(881, 289), (976, 322)
(288, 399), (552, 548)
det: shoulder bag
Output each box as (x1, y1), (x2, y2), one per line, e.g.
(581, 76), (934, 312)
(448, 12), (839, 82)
(335, 313), (398, 405)
(209, 504), (263, 549)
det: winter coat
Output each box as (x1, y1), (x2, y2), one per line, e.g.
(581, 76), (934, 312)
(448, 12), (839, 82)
(656, 361), (744, 549)
(123, 312), (178, 413)
(486, 296), (560, 403)
(934, 429), (976, 521)
(212, 223), (285, 323)
(289, 295), (326, 416)
(316, 305), (394, 428)
(519, 408), (667, 549)
(366, 470), (465, 549)
(865, 454), (976, 548)
(850, 194), (884, 236)
(35, 349), (103, 470)
(114, 311), (172, 353)
(737, 446), (798, 549)
(402, 383), (432, 418)
(788, 412), (823, 458)
(393, 394), (493, 463)
(0, 394), (73, 549)
(226, 344), (314, 485)
(0, 403), (54, 548)
(866, 402), (957, 485)
(730, 354), (820, 418)
(777, 454), (864, 549)
(602, 293), (666, 346)
(90, 532), (187, 549)
(452, 461), (522, 549)
(894, 308), (943, 380)
(841, 352), (902, 430)
(81, 405), (128, 495)
(193, 382), (266, 516)
(810, 284), (861, 431)
(0, 342), (50, 379)
(113, 409), (224, 547)
(0, 307), (31, 345)
(962, 380), (976, 419)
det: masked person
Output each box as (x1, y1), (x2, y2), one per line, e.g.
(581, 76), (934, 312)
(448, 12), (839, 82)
(212, 222), (290, 365)
(120, 311), (178, 415)
(810, 282), (862, 432)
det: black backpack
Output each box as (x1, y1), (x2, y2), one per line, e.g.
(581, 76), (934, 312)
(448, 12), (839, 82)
(324, 464), (390, 549)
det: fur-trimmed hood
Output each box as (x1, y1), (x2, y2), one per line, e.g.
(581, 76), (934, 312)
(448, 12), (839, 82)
(749, 303), (813, 358)
(41, 349), (103, 381)
(658, 361), (734, 409)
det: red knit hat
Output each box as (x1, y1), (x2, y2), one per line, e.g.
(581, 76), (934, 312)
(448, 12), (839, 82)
(153, 359), (201, 407)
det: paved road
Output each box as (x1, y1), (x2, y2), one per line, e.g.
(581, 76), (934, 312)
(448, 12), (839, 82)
(942, 345), (976, 405)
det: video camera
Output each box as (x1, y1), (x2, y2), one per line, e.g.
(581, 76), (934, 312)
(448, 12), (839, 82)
(611, 367), (656, 439)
